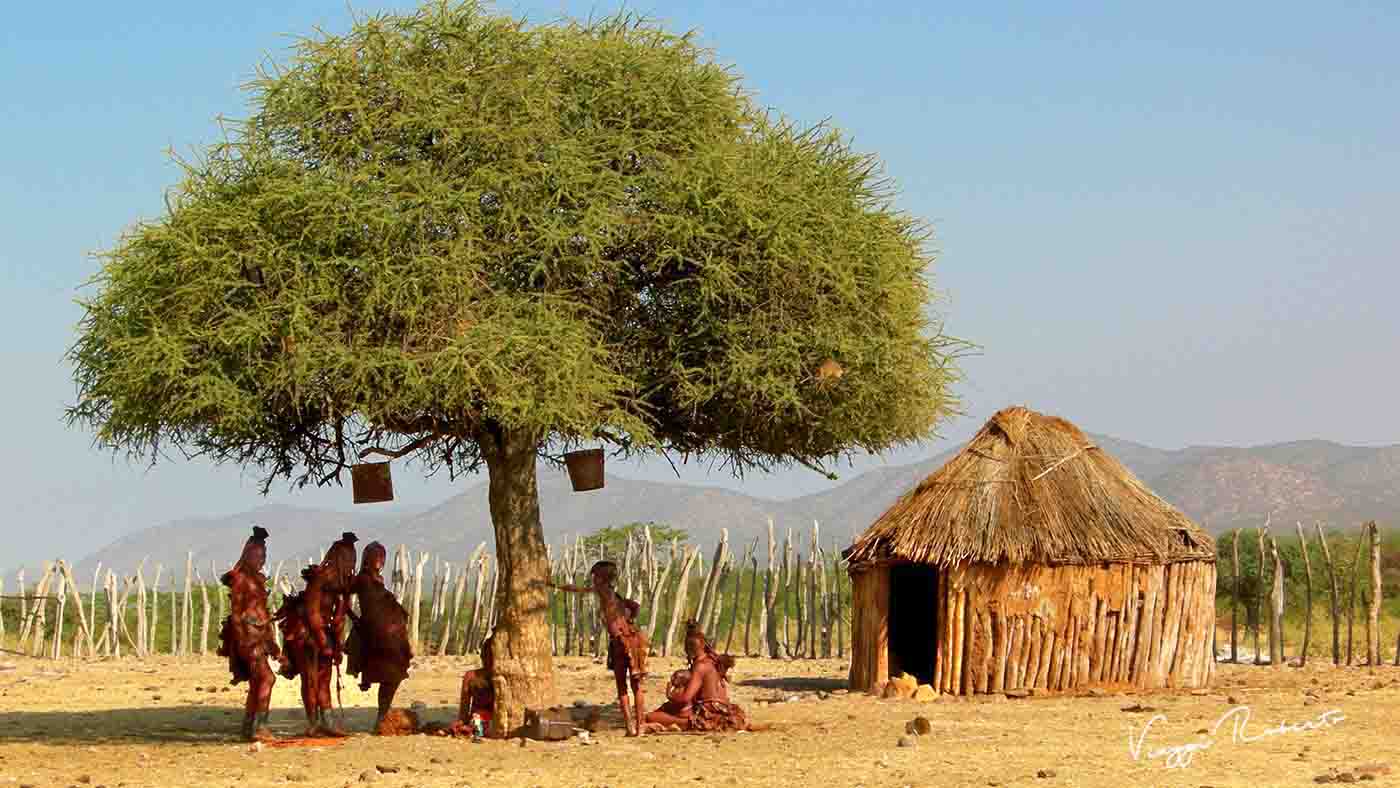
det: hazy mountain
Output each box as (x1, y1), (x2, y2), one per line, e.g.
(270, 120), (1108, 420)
(48, 433), (1400, 584)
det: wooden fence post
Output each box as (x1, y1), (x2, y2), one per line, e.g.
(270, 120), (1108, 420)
(663, 545), (699, 657)
(1230, 529), (1240, 663)
(1268, 533), (1284, 668)
(1314, 523), (1340, 665)
(726, 536), (757, 653)
(1296, 522), (1313, 666)
(1254, 522), (1267, 664)
(763, 519), (780, 658)
(1347, 527), (1365, 665)
(1366, 521), (1380, 668)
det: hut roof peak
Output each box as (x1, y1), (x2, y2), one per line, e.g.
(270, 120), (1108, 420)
(846, 405), (1213, 567)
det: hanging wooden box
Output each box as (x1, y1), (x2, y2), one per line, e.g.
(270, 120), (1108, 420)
(351, 462), (394, 504)
(563, 448), (604, 492)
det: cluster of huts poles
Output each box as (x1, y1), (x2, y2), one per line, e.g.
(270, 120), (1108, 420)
(1, 520), (854, 663)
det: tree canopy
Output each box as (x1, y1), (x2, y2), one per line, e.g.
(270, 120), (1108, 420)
(67, 0), (964, 491)
(582, 522), (690, 559)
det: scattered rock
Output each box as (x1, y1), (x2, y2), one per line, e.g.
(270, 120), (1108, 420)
(817, 691), (830, 700)
(286, 774), (307, 783)
(358, 771), (378, 783)
(374, 766), (399, 775)
(78, 777), (92, 785)
(151, 695), (162, 701)
(1086, 689), (1107, 698)
(1120, 703), (1156, 713)
(1190, 689), (1209, 696)
(1004, 689), (1031, 699)
(1227, 695), (1241, 705)
(1315, 775), (1336, 784)
(429, 757), (442, 764)
(913, 684), (939, 702)
(909, 716), (933, 736)
(897, 734), (918, 748)
(1336, 774), (1358, 784)
(1036, 769), (1056, 779)
(1355, 764), (1391, 778)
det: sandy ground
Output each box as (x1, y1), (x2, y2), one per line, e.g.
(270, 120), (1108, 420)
(1, 653), (1398, 787)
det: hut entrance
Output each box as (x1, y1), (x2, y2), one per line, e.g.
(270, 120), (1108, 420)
(888, 563), (939, 685)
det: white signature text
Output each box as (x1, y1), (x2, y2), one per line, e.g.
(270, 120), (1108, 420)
(1126, 705), (1345, 769)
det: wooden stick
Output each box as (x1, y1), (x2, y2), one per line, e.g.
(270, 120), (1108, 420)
(990, 610), (1006, 693)
(645, 538), (674, 642)
(1315, 523), (1340, 665)
(695, 529), (728, 642)
(763, 520), (780, 658)
(1037, 629), (1055, 689)
(1347, 526), (1364, 665)
(1366, 521), (1381, 668)
(1296, 522), (1313, 666)
(182, 552), (194, 657)
(149, 565), (163, 656)
(1269, 534), (1284, 668)
(663, 545), (700, 657)
(198, 569), (212, 655)
(409, 552), (430, 651)
(1230, 530), (1240, 663)
(1023, 616), (1041, 691)
(52, 570), (67, 659)
(951, 587), (967, 694)
(134, 566), (148, 658)
(1254, 526), (1266, 665)
(59, 563), (91, 660)
(738, 536), (759, 656)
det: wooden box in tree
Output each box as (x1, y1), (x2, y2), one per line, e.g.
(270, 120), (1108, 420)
(351, 461), (394, 504)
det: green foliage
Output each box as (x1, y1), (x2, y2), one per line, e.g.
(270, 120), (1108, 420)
(581, 521), (690, 559)
(66, 0), (965, 492)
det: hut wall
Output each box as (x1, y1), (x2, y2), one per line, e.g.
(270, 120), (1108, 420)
(849, 559), (1216, 695)
(848, 564), (890, 692)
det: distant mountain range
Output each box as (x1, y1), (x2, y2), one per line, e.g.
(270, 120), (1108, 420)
(50, 433), (1400, 584)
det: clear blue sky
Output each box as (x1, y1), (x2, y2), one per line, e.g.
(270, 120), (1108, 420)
(3, 0), (1397, 566)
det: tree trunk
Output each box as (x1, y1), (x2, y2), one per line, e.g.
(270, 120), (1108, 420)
(1366, 521), (1380, 668)
(479, 427), (557, 738)
(1296, 522), (1313, 666)
(1315, 522), (1340, 665)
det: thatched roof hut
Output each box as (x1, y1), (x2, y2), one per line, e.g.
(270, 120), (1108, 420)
(845, 406), (1217, 697)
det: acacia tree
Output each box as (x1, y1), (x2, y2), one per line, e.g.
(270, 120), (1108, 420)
(67, 1), (963, 733)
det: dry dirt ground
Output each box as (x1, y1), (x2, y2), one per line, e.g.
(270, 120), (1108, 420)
(1, 653), (1398, 787)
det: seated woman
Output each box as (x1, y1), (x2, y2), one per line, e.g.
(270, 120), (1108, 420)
(644, 622), (747, 732)
(458, 634), (495, 741)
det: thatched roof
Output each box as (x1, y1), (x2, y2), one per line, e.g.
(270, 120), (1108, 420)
(846, 406), (1214, 567)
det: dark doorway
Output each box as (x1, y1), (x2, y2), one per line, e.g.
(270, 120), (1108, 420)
(888, 563), (939, 685)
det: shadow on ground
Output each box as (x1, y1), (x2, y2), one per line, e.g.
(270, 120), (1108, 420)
(736, 677), (847, 692)
(0, 704), (462, 745)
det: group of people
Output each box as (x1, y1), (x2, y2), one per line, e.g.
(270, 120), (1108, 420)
(217, 526), (412, 741)
(215, 526), (747, 742)
(550, 559), (748, 736)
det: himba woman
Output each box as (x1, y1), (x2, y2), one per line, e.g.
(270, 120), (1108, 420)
(644, 621), (749, 732)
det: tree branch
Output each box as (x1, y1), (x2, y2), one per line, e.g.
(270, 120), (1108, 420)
(358, 433), (437, 461)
